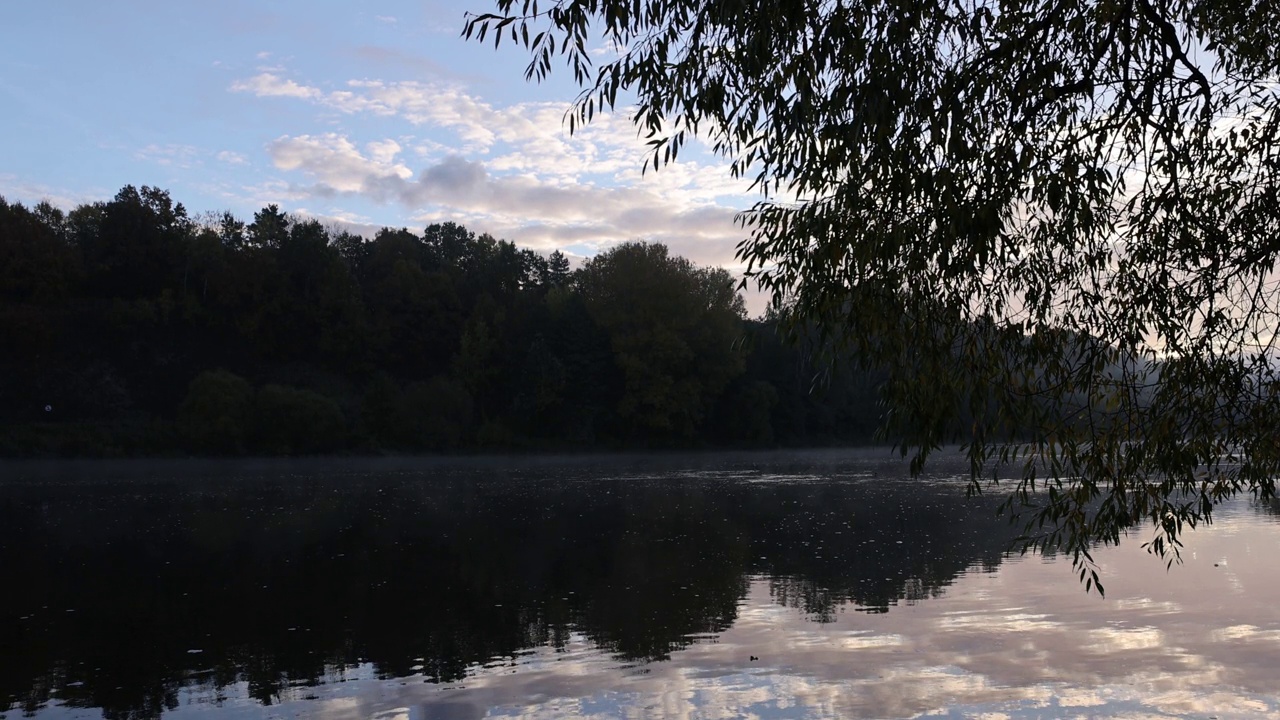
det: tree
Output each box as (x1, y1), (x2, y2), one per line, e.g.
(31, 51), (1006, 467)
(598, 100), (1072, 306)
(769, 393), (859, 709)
(0, 197), (78, 303)
(252, 384), (347, 455)
(545, 250), (572, 287)
(82, 185), (190, 299)
(178, 370), (253, 454)
(361, 227), (463, 379)
(577, 242), (745, 441)
(247, 204), (289, 249)
(466, 0), (1280, 587)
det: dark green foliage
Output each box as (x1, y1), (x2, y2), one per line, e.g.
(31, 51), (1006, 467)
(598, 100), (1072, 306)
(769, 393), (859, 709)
(713, 379), (779, 446)
(0, 198), (78, 303)
(399, 377), (475, 450)
(0, 187), (894, 456)
(358, 374), (476, 450)
(577, 242), (746, 441)
(83, 186), (189, 300)
(178, 370), (253, 454)
(252, 385), (347, 455)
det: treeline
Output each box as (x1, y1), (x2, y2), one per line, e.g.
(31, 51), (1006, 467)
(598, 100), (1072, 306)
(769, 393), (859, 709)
(0, 186), (883, 456)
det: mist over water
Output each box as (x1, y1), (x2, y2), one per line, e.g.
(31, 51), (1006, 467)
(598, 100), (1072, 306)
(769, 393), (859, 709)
(3, 449), (1278, 719)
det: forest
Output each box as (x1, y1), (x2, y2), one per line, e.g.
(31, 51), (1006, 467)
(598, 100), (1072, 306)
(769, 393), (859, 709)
(0, 185), (885, 456)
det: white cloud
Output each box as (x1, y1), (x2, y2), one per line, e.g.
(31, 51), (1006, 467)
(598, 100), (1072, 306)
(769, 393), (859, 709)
(365, 139), (403, 165)
(135, 143), (201, 168)
(230, 72), (321, 100)
(267, 133), (413, 193)
(375, 15), (397, 24)
(0, 175), (99, 210)
(290, 208), (386, 239)
(217, 150), (248, 166)
(233, 70), (769, 307)
(265, 134), (746, 263)
(231, 73), (752, 205)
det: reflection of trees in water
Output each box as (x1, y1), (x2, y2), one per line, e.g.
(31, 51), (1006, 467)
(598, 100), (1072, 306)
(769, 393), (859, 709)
(1252, 497), (1280, 518)
(770, 574), (948, 623)
(749, 485), (1013, 619)
(0, 462), (1018, 719)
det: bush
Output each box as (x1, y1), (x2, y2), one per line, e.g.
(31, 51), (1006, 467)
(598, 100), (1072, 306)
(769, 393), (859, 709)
(400, 377), (473, 451)
(252, 384), (347, 455)
(178, 370), (253, 454)
(360, 374), (403, 449)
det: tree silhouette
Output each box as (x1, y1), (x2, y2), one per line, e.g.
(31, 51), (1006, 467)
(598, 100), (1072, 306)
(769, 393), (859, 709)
(465, 0), (1280, 584)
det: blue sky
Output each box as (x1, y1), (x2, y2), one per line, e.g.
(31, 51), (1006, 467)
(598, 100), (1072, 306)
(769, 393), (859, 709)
(1, 1), (759, 286)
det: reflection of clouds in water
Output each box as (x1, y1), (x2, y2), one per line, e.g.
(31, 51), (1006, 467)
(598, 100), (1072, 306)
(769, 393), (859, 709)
(315, 696), (364, 720)
(1147, 690), (1274, 717)
(159, 630), (1280, 720)
(458, 668), (1042, 720)
(129, 499), (1280, 720)
(937, 609), (1064, 633)
(833, 632), (906, 650)
(1085, 626), (1164, 653)
(727, 528), (1264, 714)
(1115, 596), (1181, 614)
(1214, 624), (1280, 643)
(1053, 688), (1106, 707)
(406, 521), (1280, 719)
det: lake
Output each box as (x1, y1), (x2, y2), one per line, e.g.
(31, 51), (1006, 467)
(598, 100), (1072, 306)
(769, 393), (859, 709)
(3, 448), (1279, 719)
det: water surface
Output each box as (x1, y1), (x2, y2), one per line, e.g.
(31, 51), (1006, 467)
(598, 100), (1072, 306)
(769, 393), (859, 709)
(3, 449), (1279, 719)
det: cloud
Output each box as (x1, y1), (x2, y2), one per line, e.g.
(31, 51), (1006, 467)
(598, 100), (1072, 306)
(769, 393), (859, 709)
(0, 175), (99, 211)
(231, 72), (751, 203)
(234, 71), (768, 307)
(216, 150), (248, 166)
(265, 134), (746, 262)
(230, 72), (321, 100)
(266, 134), (413, 193)
(375, 15), (397, 24)
(289, 208), (387, 240)
(135, 143), (201, 168)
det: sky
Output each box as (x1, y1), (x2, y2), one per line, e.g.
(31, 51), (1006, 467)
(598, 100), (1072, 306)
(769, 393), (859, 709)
(0, 1), (764, 304)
